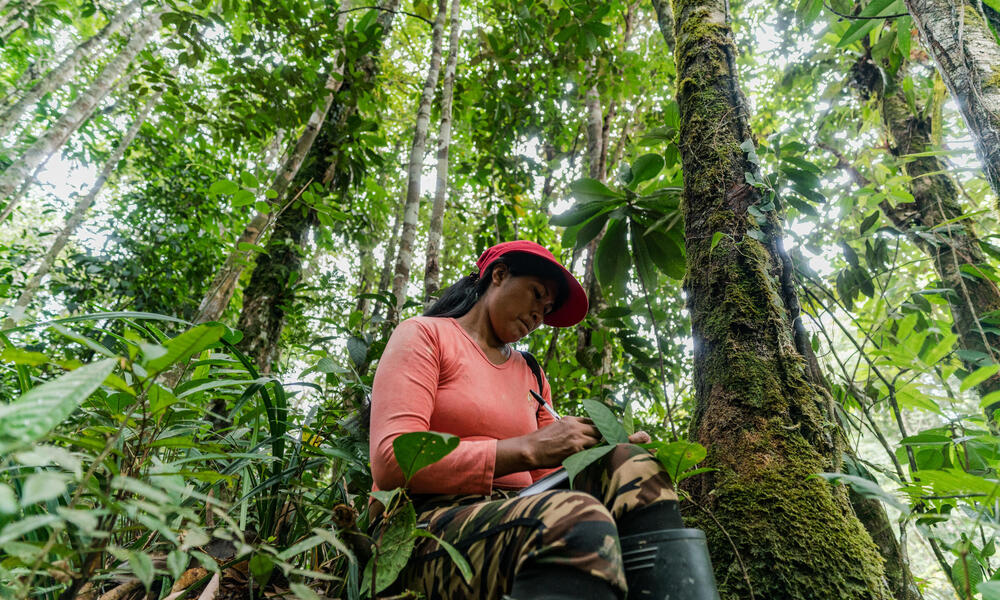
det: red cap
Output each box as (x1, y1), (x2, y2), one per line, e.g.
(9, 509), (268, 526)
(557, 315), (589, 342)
(475, 240), (588, 327)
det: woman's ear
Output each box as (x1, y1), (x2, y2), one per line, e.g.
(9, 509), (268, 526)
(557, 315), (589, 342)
(491, 263), (509, 286)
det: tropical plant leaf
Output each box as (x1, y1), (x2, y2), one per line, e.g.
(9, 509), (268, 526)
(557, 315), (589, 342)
(0, 359), (115, 454)
(144, 324), (225, 377)
(628, 154), (665, 189)
(582, 400), (628, 445)
(393, 431), (460, 483)
(563, 444), (615, 486)
(595, 218), (630, 297)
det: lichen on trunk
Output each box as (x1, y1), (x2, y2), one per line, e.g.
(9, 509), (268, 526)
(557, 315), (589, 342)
(671, 0), (892, 597)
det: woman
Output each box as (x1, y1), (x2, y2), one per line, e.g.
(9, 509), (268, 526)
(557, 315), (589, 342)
(369, 240), (684, 600)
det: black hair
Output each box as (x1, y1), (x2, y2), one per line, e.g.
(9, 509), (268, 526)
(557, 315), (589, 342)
(423, 251), (569, 319)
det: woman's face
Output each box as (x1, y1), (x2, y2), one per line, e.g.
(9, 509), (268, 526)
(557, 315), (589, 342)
(484, 265), (560, 344)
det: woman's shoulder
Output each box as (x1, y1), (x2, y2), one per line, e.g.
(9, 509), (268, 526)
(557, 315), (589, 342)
(390, 316), (455, 343)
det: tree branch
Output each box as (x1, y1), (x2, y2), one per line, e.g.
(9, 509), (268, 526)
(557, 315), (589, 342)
(823, 1), (909, 19)
(335, 5), (434, 26)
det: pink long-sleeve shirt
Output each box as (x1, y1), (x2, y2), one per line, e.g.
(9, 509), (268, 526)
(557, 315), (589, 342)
(369, 316), (557, 495)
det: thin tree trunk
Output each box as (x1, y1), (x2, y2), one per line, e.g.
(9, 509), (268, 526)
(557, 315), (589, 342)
(0, 12), (161, 207)
(422, 0), (461, 307)
(903, 0), (1000, 200)
(375, 197), (405, 324)
(0, 0), (36, 34)
(0, 0), (142, 139)
(235, 0), (399, 372)
(575, 81), (612, 381)
(390, 0), (448, 320)
(1, 87), (163, 329)
(670, 0), (893, 598)
(650, 0), (676, 52)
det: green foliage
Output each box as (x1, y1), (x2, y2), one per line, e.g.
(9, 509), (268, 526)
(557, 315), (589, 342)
(392, 431), (459, 483)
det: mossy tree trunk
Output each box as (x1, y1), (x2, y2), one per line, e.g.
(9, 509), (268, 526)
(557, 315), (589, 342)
(855, 57), (1000, 414)
(671, 0), (892, 597)
(236, 1), (399, 372)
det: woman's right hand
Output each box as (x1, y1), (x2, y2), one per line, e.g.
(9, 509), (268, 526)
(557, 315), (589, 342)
(495, 417), (602, 476)
(526, 417), (603, 467)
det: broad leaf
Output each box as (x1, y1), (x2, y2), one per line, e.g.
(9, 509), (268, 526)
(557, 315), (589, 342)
(144, 324), (225, 377)
(393, 431), (460, 483)
(21, 471), (69, 506)
(595, 218), (630, 298)
(646, 441), (707, 483)
(0, 359), (115, 454)
(837, 0), (906, 48)
(371, 500), (417, 593)
(582, 400), (628, 445)
(628, 154), (665, 189)
(564, 445), (615, 486)
(644, 229), (686, 280)
(569, 178), (621, 203)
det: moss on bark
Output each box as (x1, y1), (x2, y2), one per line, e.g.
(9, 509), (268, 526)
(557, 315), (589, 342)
(672, 1), (892, 597)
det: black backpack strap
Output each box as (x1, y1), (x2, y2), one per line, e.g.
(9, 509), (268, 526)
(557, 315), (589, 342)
(519, 350), (545, 395)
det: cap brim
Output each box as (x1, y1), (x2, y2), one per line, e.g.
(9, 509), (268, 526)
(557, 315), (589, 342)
(543, 263), (588, 327)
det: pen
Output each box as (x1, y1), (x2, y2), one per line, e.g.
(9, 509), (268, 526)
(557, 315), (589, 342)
(529, 389), (561, 420)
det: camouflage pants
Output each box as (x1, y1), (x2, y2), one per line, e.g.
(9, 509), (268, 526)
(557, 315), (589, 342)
(396, 443), (677, 600)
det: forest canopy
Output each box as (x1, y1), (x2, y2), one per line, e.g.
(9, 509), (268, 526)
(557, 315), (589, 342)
(1, 0), (1000, 598)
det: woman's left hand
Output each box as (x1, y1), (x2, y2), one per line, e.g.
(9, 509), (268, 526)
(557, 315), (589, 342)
(628, 430), (651, 444)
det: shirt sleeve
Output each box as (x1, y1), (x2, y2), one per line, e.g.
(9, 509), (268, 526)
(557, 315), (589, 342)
(528, 367), (559, 482)
(369, 319), (497, 494)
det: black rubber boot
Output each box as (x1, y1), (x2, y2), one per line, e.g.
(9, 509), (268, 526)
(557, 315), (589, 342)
(617, 502), (720, 600)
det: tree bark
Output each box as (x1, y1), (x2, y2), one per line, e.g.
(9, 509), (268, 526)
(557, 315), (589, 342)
(235, 0), (399, 372)
(193, 2), (357, 325)
(670, 0), (893, 598)
(390, 0), (448, 319)
(903, 0), (1000, 200)
(422, 0), (461, 307)
(1, 86), (163, 329)
(650, 0), (676, 52)
(0, 0), (37, 34)
(575, 79), (614, 394)
(850, 58), (1000, 414)
(0, 0), (142, 139)
(0, 12), (161, 209)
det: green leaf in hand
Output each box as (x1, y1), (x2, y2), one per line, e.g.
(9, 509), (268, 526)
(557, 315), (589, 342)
(582, 400), (628, 445)
(393, 431), (459, 483)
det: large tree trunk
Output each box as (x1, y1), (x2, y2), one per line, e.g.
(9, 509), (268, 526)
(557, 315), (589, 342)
(236, 205), (316, 374)
(903, 0), (1000, 200)
(1, 86), (163, 329)
(235, 0), (399, 372)
(0, 12), (161, 211)
(422, 0), (461, 307)
(390, 0), (448, 319)
(0, 0), (142, 139)
(874, 61), (1000, 413)
(670, 0), (892, 597)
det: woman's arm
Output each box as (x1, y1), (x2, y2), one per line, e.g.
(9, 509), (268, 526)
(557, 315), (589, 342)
(370, 320), (500, 494)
